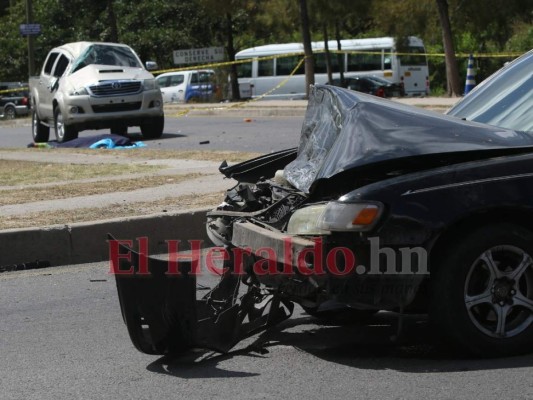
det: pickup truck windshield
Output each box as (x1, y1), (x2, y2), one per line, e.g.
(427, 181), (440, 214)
(71, 44), (142, 73)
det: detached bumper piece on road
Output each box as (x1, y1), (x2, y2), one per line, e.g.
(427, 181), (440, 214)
(110, 235), (293, 355)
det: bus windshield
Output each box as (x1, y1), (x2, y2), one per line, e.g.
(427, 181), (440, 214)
(399, 46), (427, 66)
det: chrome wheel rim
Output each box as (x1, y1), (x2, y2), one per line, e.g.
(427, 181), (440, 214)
(56, 111), (64, 140)
(5, 107), (15, 119)
(32, 111), (38, 137)
(464, 245), (533, 338)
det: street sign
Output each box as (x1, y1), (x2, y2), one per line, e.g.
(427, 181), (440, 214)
(173, 47), (225, 65)
(19, 23), (41, 36)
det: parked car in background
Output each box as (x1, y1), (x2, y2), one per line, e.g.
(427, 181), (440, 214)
(0, 82), (30, 119)
(364, 75), (405, 97)
(114, 50), (533, 358)
(156, 69), (218, 103)
(329, 76), (402, 98)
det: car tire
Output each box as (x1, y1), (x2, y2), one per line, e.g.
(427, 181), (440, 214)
(430, 223), (533, 357)
(31, 108), (50, 143)
(4, 106), (16, 120)
(54, 107), (78, 143)
(140, 115), (164, 139)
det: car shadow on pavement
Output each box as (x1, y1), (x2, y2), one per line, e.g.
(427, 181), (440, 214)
(127, 132), (188, 141)
(145, 310), (533, 379)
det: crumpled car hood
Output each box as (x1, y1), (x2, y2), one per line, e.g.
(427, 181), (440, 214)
(284, 85), (533, 193)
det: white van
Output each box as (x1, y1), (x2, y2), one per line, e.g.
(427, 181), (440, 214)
(156, 70), (217, 103)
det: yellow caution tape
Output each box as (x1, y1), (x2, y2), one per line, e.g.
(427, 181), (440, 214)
(154, 50), (524, 75)
(169, 57), (306, 117)
(0, 86), (30, 95)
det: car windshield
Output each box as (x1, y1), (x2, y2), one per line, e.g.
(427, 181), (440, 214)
(447, 50), (533, 133)
(71, 44), (142, 73)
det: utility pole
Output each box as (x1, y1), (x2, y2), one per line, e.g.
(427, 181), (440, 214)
(26, 0), (35, 77)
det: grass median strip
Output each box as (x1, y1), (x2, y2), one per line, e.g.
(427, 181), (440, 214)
(0, 148), (263, 163)
(0, 159), (161, 186)
(0, 191), (225, 230)
(0, 173), (206, 206)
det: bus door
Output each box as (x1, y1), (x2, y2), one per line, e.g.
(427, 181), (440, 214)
(398, 47), (429, 96)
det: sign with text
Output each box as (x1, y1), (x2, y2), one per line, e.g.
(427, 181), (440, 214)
(19, 23), (41, 36)
(173, 47), (224, 65)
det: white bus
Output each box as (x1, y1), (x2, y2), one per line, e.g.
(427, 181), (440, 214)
(235, 36), (429, 98)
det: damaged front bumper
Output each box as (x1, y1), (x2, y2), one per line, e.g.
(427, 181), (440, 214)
(110, 234), (293, 355)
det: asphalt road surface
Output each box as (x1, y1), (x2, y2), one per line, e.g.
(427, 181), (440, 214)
(0, 115), (303, 153)
(2, 261), (533, 400)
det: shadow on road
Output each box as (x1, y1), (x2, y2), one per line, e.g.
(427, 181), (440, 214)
(145, 311), (533, 379)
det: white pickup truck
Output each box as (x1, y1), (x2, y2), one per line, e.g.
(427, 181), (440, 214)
(29, 41), (164, 143)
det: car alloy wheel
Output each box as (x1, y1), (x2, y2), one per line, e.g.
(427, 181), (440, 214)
(430, 223), (533, 356)
(464, 245), (533, 338)
(5, 106), (16, 119)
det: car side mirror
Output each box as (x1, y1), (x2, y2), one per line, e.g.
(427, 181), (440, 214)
(49, 77), (59, 92)
(145, 61), (158, 71)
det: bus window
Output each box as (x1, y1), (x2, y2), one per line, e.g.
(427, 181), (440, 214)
(237, 60), (252, 78)
(399, 47), (426, 66)
(258, 59), (274, 76)
(276, 55), (305, 75)
(347, 51), (382, 71)
(314, 53), (339, 74)
(384, 49), (392, 69)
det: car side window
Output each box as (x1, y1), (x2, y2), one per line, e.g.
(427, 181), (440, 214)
(43, 52), (59, 75)
(156, 76), (168, 88)
(169, 75), (184, 86)
(190, 73), (198, 84)
(53, 54), (70, 78)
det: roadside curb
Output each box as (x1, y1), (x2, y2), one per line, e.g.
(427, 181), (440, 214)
(0, 208), (212, 268)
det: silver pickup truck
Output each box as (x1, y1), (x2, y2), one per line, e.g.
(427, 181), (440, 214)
(29, 41), (164, 143)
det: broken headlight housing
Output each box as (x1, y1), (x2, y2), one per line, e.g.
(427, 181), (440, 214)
(317, 201), (383, 232)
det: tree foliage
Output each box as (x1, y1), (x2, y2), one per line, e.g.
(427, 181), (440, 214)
(0, 0), (530, 94)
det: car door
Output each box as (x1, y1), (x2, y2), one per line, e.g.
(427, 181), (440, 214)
(36, 51), (59, 119)
(40, 52), (70, 120)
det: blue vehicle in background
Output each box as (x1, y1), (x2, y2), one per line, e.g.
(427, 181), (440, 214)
(156, 69), (218, 103)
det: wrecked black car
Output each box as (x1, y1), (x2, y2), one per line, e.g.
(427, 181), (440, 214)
(113, 50), (533, 358)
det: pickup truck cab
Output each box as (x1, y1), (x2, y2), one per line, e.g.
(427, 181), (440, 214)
(0, 82), (30, 119)
(30, 42), (164, 143)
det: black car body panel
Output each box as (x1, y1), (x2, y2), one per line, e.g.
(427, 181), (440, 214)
(114, 50), (533, 357)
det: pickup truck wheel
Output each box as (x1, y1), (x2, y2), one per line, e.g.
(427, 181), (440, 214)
(4, 106), (16, 120)
(430, 223), (533, 357)
(31, 108), (50, 142)
(54, 108), (78, 143)
(140, 116), (164, 139)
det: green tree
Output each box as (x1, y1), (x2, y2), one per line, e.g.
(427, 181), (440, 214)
(436, 0), (461, 96)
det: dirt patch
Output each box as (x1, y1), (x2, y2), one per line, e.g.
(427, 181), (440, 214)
(1, 148), (262, 163)
(0, 159), (160, 186)
(0, 173), (206, 206)
(0, 148), (255, 230)
(0, 191), (225, 230)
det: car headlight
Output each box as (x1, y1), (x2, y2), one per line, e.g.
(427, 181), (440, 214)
(143, 79), (157, 90)
(317, 201), (383, 232)
(287, 204), (330, 235)
(69, 87), (88, 96)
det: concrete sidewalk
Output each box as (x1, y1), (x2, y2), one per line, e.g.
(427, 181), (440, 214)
(164, 96), (459, 117)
